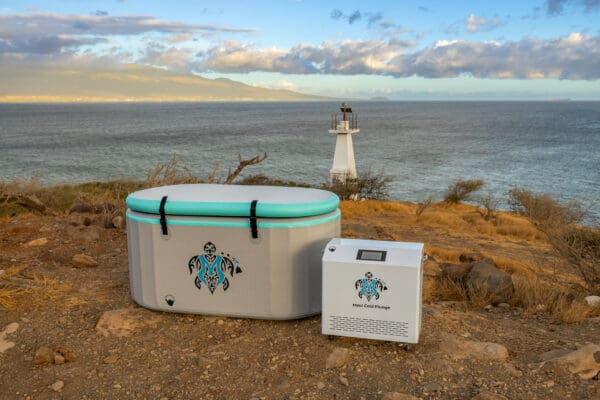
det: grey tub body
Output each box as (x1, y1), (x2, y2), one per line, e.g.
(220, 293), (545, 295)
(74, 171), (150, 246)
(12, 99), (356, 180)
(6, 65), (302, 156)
(126, 184), (340, 319)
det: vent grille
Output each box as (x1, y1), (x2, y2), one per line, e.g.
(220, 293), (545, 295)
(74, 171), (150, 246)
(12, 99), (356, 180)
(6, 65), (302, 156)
(329, 315), (408, 337)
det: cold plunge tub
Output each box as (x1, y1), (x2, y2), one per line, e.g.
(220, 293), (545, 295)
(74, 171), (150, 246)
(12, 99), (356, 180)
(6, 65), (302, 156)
(126, 184), (341, 319)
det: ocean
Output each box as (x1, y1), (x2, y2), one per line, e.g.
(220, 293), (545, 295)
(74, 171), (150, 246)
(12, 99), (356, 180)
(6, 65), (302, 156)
(1, 101), (599, 219)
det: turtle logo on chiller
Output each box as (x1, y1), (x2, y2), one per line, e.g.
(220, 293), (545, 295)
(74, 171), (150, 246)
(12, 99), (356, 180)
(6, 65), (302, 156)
(188, 242), (242, 294)
(355, 272), (387, 301)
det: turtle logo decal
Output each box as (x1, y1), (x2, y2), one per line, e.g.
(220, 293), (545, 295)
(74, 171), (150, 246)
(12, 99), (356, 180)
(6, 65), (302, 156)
(355, 272), (387, 301)
(188, 242), (243, 294)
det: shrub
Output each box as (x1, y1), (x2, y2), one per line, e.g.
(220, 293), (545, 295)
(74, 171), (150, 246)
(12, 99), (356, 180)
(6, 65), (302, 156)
(323, 170), (392, 200)
(508, 188), (599, 292)
(236, 174), (310, 188)
(444, 179), (485, 203)
(476, 190), (500, 221)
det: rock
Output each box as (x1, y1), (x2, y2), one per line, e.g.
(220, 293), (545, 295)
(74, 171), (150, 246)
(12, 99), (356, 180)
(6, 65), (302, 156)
(540, 348), (573, 362)
(54, 345), (76, 362)
(541, 344), (600, 379)
(424, 382), (443, 393)
(504, 363), (523, 377)
(441, 335), (509, 362)
(317, 382), (325, 390)
(439, 262), (473, 282)
(25, 237), (48, 247)
(54, 354), (65, 365)
(460, 252), (485, 263)
(0, 322), (19, 353)
(49, 380), (64, 392)
(96, 308), (161, 338)
(69, 203), (96, 214)
(585, 296), (600, 307)
(497, 303), (511, 309)
(466, 259), (514, 305)
(103, 354), (119, 364)
(34, 346), (55, 364)
(72, 254), (99, 268)
(339, 375), (349, 386)
(112, 215), (125, 229)
(382, 393), (420, 400)
(471, 391), (509, 400)
(326, 347), (351, 369)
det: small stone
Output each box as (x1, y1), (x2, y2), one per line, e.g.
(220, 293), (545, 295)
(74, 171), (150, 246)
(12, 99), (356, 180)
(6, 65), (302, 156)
(34, 346), (55, 364)
(96, 308), (161, 337)
(504, 363), (523, 377)
(542, 380), (555, 388)
(382, 393), (420, 400)
(585, 296), (600, 307)
(441, 334), (509, 362)
(339, 375), (349, 386)
(49, 380), (64, 392)
(424, 382), (443, 392)
(484, 304), (493, 311)
(103, 354), (119, 364)
(497, 303), (510, 309)
(25, 238), (48, 247)
(113, 383), (122, 389)
(471, 391), (509, 400)
(317, 382), (325, 390)
(54, 354), (65, 365)
(0, 322), (19, 354)
(54, 345), (76, 362)
(217, 320), (225, 326)
(326, 347), (351, 369)
(112, 216), (125, 229)
(72, 254), (99, 268)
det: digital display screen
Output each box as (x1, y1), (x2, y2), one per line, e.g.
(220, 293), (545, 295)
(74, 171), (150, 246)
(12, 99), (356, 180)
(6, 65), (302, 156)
(357, 249), (387, 262)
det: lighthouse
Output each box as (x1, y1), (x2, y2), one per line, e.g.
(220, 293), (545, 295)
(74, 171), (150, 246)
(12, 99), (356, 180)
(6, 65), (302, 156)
(329, 102), (360, 184)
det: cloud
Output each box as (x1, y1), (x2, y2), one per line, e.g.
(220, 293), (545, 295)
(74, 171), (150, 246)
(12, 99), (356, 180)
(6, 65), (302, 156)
(465, 14), (503, 33)
(546, 0), (600, 14)
(330, 9), (361, 24)
(196, 33), (600, 80)
(0, 13), (254, 38)
(93, 10), (109, 16)
(329, 9), (411, 40)
(388, 33), (600, 79)
(0, 12), (254, 66)
(466, 14), (486, 32)
(197, 38), (416, 75)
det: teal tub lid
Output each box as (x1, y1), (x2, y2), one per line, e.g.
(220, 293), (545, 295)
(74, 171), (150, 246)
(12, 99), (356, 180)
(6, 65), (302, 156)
(126, 184), (340, 218)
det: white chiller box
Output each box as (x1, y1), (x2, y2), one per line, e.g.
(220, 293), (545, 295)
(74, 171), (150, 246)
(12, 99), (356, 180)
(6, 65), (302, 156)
(126, 184), (340, 320)
(322, 238), (424, 343)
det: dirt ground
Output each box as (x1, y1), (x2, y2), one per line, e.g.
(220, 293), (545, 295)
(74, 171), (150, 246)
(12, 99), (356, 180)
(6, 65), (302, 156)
(0, 205), (599, 400)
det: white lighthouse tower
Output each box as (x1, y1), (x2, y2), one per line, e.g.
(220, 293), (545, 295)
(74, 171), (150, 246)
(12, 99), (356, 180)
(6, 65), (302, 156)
(329, 102), (360, 183)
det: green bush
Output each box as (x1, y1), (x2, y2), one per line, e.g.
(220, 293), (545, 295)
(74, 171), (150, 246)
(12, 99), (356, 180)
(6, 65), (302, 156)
(444, 179), (485, 203)
(323, 170), (392, 200)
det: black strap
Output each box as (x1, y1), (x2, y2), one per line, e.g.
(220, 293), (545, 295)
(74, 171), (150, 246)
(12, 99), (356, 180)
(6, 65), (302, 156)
(250, 200), (258, 239)
(159, 196), (168, 235)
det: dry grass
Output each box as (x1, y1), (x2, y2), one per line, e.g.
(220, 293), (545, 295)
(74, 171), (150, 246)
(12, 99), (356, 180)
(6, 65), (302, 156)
(483, 254), (539, 277)
(0, 264), (29, 309)
(425, 245), (473, 263)
(0, 264), (72, 310)
(340, 200), (413, 219)
(511, 274), (600, 322)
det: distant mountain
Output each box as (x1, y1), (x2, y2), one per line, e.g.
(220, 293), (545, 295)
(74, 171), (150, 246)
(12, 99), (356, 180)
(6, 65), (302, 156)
(369, 96), (390, 101)
(0, 64), (329, 102)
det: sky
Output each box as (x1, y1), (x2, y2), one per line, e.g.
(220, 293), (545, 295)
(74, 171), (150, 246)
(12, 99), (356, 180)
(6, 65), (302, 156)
(1, 0), (600, 100)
